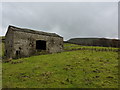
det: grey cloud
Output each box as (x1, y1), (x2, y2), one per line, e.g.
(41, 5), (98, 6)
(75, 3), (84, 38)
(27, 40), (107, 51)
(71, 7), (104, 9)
(1, 2), (118, 40)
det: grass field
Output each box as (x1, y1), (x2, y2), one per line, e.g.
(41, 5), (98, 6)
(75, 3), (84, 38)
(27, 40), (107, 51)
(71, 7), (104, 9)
(0, 43), (4, 57)
(64, 43), (118, 51)
(2, 43), (118, 88)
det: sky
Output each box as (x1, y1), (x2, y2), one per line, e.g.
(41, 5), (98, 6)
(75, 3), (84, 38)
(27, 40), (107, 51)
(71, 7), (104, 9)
(0, 2), (118, 40)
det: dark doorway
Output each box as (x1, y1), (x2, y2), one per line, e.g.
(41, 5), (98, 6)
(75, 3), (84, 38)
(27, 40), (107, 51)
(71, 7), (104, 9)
(36, 40), (46, 50)
(16, 50), (20, 58)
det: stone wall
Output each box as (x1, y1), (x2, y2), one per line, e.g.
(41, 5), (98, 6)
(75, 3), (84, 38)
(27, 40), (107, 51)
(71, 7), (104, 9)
(5, 28), (14, 59)
(5, 27), (63, 59)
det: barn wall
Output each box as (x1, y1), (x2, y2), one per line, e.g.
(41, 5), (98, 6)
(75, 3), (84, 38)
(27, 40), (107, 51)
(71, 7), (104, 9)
(11, 30), (63, 58)
(5, 28), (14, 58)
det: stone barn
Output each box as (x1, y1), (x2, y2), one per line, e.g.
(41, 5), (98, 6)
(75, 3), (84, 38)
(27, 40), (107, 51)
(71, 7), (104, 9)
(5, 25), (63, 59)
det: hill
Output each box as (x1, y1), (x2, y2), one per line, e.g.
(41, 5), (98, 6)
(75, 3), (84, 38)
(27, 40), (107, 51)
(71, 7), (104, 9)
(0, 36), (5, 43)
(66, 38), (120, 48)
(2, 43), (118, 88)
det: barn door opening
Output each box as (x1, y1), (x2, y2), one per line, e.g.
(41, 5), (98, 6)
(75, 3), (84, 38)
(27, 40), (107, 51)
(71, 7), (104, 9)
(36, 40), (46, 50)
(16, 50), (20, 59)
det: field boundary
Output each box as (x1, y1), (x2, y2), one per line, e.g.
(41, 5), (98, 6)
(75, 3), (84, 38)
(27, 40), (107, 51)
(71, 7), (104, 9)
(64, 46), (119, 52)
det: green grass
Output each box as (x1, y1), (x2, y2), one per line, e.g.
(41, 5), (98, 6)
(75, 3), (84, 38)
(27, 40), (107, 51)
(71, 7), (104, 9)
(0, 43), (4, 57)
(2, 43), (118, 88)
(64, 43), (118, 51)
(0, 42), (3, 89)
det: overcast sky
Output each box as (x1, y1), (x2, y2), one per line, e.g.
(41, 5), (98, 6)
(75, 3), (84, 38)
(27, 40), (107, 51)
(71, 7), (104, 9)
(1, 2), (118, 40)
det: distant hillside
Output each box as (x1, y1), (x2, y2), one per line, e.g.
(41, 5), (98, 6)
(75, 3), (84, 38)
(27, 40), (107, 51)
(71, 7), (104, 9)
(0, 36), (5, 43)
(66, 38), (120, 48)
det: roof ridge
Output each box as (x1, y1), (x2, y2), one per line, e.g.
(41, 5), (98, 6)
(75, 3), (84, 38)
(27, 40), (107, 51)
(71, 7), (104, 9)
(9, 25), (62, 38)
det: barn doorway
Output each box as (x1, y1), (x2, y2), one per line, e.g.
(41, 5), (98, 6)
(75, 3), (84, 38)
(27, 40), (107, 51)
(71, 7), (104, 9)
(36, 40), (46, 50)
(16, 50), (21, 59)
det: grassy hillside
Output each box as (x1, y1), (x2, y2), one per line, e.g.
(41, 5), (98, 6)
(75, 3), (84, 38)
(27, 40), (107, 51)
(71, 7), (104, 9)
(0, 36), (5, 40)
(66, 38), (120, 48)
(2, 43), (118, 88)
(0, 38), (3, 89)
(0, 36), (5, 43)
(64, 43), (118, 51)
(0, 43), (4, 57)
(67, 38), (99, 45)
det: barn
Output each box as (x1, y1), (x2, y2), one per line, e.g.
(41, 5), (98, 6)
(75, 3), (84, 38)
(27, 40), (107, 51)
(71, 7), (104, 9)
(5, 25), (63, 59)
